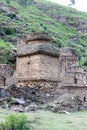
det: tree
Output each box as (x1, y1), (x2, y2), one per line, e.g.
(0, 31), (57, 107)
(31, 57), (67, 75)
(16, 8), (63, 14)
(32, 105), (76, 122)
(68, 0), (75, 7)
(70, 0), (75, 5)
(6, 0), (10, 5)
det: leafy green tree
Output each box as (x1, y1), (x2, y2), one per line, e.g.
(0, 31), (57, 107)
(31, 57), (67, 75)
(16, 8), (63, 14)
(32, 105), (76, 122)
(6, 0), (10, 4)
(70, 0), (75, 5)
(68, 0), (75, 7)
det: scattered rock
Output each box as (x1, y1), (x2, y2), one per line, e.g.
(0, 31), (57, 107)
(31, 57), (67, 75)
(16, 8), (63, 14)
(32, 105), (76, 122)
(11, 105), (25, 112)
(0, 86), (87, 112)
(0, 89), (7, 97)
(11, 97), (25, 105)
(58, 110), (70, 114)
(46, 93), (87, 112)
(28, 103), (38, 111)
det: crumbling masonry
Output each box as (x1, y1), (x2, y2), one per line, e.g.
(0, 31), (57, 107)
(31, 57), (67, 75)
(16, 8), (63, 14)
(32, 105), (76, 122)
(16, 33), (87, 102)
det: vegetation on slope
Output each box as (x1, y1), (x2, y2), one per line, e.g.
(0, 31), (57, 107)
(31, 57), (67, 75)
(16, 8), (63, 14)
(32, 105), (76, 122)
(0, 0), (87, 67)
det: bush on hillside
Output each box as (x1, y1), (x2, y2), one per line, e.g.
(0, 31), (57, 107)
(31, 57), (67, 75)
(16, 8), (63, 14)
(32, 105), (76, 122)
(5, 27), (16, 35)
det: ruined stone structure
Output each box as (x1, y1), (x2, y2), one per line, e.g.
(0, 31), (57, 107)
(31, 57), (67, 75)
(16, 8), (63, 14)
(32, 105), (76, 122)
(16, 32), (87, 102)
(0, 64), (16, 86)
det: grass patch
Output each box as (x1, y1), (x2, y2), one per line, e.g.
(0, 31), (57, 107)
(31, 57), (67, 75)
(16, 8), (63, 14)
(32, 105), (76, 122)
(0, 109), (87, 130)
(0, 113), (30, 130)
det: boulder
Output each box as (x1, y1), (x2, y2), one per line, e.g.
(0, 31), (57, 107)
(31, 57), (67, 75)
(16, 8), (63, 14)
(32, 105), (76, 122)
(11, 97), (25, 105)
(0, 89), (7, 97)
(10, 105), (25, 112)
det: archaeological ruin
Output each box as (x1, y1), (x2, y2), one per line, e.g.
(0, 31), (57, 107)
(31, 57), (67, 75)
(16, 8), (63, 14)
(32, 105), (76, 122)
(16, 32), (87, 102)
(0, 32), (87, 103)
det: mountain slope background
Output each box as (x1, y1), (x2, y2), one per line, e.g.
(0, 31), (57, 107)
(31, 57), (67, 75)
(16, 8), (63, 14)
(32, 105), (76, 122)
(0, 0), (87, 68)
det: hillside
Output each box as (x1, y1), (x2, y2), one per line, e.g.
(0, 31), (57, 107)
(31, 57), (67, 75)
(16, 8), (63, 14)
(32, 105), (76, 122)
(0, 0), (87, 68)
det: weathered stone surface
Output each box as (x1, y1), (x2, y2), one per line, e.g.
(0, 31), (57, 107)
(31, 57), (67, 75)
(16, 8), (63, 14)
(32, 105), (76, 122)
(8, 84), (60, 102)
(11, 97), (25, 105)
(0, 64), (15, 78)
(0, 64), (16, 86)
(27, 32), (52, 42)
(59, 47), (77, 56)
(0, 86), (87, 112)
(0, 88), (7, 97)
(17, 54), (60, 82)
(17, 43), (59, 57)
(10, 105), (25, 112)
(26, 103), (38, 111)
(46, 93), (87, 112)
(16, 32), (87, 103)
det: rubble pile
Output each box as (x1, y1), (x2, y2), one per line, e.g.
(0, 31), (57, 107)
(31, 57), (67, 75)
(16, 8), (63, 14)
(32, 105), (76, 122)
(0, 85), (87, 112)
(47, 93), (87, 112)
(0, 85), (50, 112)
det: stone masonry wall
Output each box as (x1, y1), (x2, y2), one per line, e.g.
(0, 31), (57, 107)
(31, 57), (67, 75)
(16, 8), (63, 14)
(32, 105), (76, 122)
(76, 72), (87, 84)
(17, 55), (40, 82)
(64, 87), (87, 102)
(0, 64), (15, 78)
(16, 33), (87, 102)
(61, 73), (75, 84)
(39, 54), (60, 81)
(0, 64), (15, 86)
(17, 54), (60, 83)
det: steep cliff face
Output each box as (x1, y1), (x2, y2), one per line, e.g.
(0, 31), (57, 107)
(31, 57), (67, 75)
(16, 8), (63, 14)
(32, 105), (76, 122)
(0, 0), (87, 68)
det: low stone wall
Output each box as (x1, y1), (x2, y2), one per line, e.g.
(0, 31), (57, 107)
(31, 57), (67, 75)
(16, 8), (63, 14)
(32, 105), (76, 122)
(62, 85), (87, 102)
(76, 72), (87, 84)
(0, 64), (15, 78)
(61, 73), (75, 84)
(0, 64), (16, 86)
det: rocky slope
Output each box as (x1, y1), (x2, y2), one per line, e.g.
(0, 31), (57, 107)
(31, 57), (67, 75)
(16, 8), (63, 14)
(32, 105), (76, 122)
(0, 0), (87, 68)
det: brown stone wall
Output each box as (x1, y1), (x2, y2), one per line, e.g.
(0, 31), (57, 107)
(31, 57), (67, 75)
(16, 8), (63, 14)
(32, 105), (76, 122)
(61, 73), (75, 84)
(6, 71), (18, 86)
(67, 65), (84, 73)
(66, 56), (77, 65)
(39, 54), (60, 81)
(76, 72), (87, 84)
(59, 55), (78, 73)
(65, 87), (87, 101)
(17, 54), (60, 83)
(16, 55), (40, 82)
(59, 56), (66, 72)
(0, 64), (15, 86)
(0, 64), (15, 78)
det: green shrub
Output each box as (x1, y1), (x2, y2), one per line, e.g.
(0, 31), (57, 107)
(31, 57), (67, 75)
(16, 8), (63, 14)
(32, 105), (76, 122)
(68, 20), (79, 26)
(6, 52), (16, 65)
(0, 113), (30, 130)
(5, 27), (16, 35)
